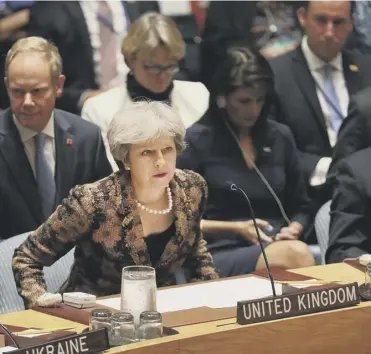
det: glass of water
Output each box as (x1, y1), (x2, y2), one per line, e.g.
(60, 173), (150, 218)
(120, 266), (157, 326)
(136, 311), (163, 341)
(109, 312), (136, 346)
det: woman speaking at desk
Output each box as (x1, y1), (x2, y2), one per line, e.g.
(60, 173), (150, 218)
(12, 101), (218, 308)
(177, 46), (315, 277)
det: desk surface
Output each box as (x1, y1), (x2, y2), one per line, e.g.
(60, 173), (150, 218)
(1, 263), (369, 354)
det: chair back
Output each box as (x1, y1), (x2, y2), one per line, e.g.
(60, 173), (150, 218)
(0, 232), (74, 314)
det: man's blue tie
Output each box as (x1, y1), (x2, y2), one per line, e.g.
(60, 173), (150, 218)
(323, 64), (343, 134)
(34, 133), (56, 219)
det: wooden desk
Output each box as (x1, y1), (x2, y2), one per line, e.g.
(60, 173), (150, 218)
(1, 263), (370, 354)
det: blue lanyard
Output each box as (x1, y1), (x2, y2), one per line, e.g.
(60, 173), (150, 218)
(313, 76), (344, 119)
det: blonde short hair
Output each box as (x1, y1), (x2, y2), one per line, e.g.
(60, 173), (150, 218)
(122, 12), (185, 62)
(108, 101), (186, 164)
(5, 36), (62, 82)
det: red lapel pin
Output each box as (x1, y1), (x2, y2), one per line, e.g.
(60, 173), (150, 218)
(66, 138), (73, 145)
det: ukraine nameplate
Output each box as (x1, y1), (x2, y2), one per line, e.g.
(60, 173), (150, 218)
(5, 328), (109, 354)
(237, 282), (360, 325)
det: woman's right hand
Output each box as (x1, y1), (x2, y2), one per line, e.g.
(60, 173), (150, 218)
(235, 219), (273, 245)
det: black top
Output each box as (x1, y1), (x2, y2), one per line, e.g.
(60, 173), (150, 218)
(177, 113), (313, 248)
(144, 222), (176, 266)
(126, 73), (174, 104)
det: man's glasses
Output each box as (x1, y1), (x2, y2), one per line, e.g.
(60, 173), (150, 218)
(143, 64), (179, 76)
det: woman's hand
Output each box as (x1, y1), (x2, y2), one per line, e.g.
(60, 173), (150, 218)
(36, 293), (63, 307)
(275, 222), (303, 241)
(235, 219), (273, 245)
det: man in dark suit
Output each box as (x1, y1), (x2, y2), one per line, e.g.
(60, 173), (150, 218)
(0, 36), (112, 240)
(270, 0), (371, 205)
(25, 1), (159, 114)
(326, 147), (371, 263)
(329, 86), (371, 176)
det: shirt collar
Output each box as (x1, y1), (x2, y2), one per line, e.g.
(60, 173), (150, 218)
(79, 0), (98, 12)
(13, 112), (55, 143)
(301, 35), (343, 72)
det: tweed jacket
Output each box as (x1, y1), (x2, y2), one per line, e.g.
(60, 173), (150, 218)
(12, 169), (218, 308)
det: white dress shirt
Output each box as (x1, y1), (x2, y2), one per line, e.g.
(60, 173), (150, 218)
(79, 1), (129, 89)
(13, 114), (56, 178)
(301, 36), (349, 186)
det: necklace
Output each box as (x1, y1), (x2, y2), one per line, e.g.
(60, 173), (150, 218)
(136, 186), (173, 214)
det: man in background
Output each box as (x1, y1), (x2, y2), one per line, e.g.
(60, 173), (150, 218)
(270, 0), (371, 208)
(0, 36), (112, 240)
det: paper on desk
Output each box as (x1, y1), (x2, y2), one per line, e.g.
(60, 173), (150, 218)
(192, 277), (282, 309)
(289, 263), (365, 285)
(97, 276), (282, 312)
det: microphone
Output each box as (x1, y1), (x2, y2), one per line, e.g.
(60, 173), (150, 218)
(229, 183), (277, 297)
(0, 323), (20, 348)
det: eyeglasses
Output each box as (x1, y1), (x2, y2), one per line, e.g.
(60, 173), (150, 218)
(142, 64), (179, 76)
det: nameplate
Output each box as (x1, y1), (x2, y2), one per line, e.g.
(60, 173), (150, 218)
(5, 328), (109, 354)
(237, 282), (360, 325)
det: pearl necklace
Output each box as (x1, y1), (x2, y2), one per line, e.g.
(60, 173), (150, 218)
(136, 186), (173, 215)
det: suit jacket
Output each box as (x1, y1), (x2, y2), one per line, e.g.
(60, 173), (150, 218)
(0, 108), (112, 240)
(329, 86), (371, 179)
(326, 147), (371, 263)
(26, 1), (159, 114)
(270, 46), (371, 182)
(12, 169), (219, 308)
(81, 79), (209, 170)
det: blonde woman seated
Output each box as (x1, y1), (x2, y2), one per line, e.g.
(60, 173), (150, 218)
(82, 12), (209, 171)
(12, 101), (218, 308)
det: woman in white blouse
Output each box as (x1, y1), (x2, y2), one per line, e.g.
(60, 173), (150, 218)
(82, 12), (209, 171)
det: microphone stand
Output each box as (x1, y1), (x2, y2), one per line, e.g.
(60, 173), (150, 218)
(230, 184), (277, 297)
(0, 323), (20, 349)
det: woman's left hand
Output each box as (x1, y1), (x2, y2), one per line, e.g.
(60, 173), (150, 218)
(275, 222), (303, 241)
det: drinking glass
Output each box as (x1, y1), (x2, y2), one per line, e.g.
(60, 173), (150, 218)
(364, 262), (371, 297)
(120, 266), (157, 326)
(136, 311), (163, 341)
(89, 309), (112, 331)
(109, 312), (136, 346)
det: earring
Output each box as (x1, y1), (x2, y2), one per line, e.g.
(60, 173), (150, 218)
(125, 166), (130, 171)
(216, 96), (226, 109)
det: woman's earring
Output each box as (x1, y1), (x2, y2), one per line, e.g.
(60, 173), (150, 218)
(125, 166), (131, 171)
(216, 96), (227, 109)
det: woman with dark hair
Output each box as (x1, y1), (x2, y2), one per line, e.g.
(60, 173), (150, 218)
(177, 46), (315, 277)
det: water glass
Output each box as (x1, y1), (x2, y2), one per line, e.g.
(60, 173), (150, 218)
(120, 266), (157, 325)
(136, 311), (163, 340)
(89, 309), (112, 331)
(109, 312), (136, 346)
